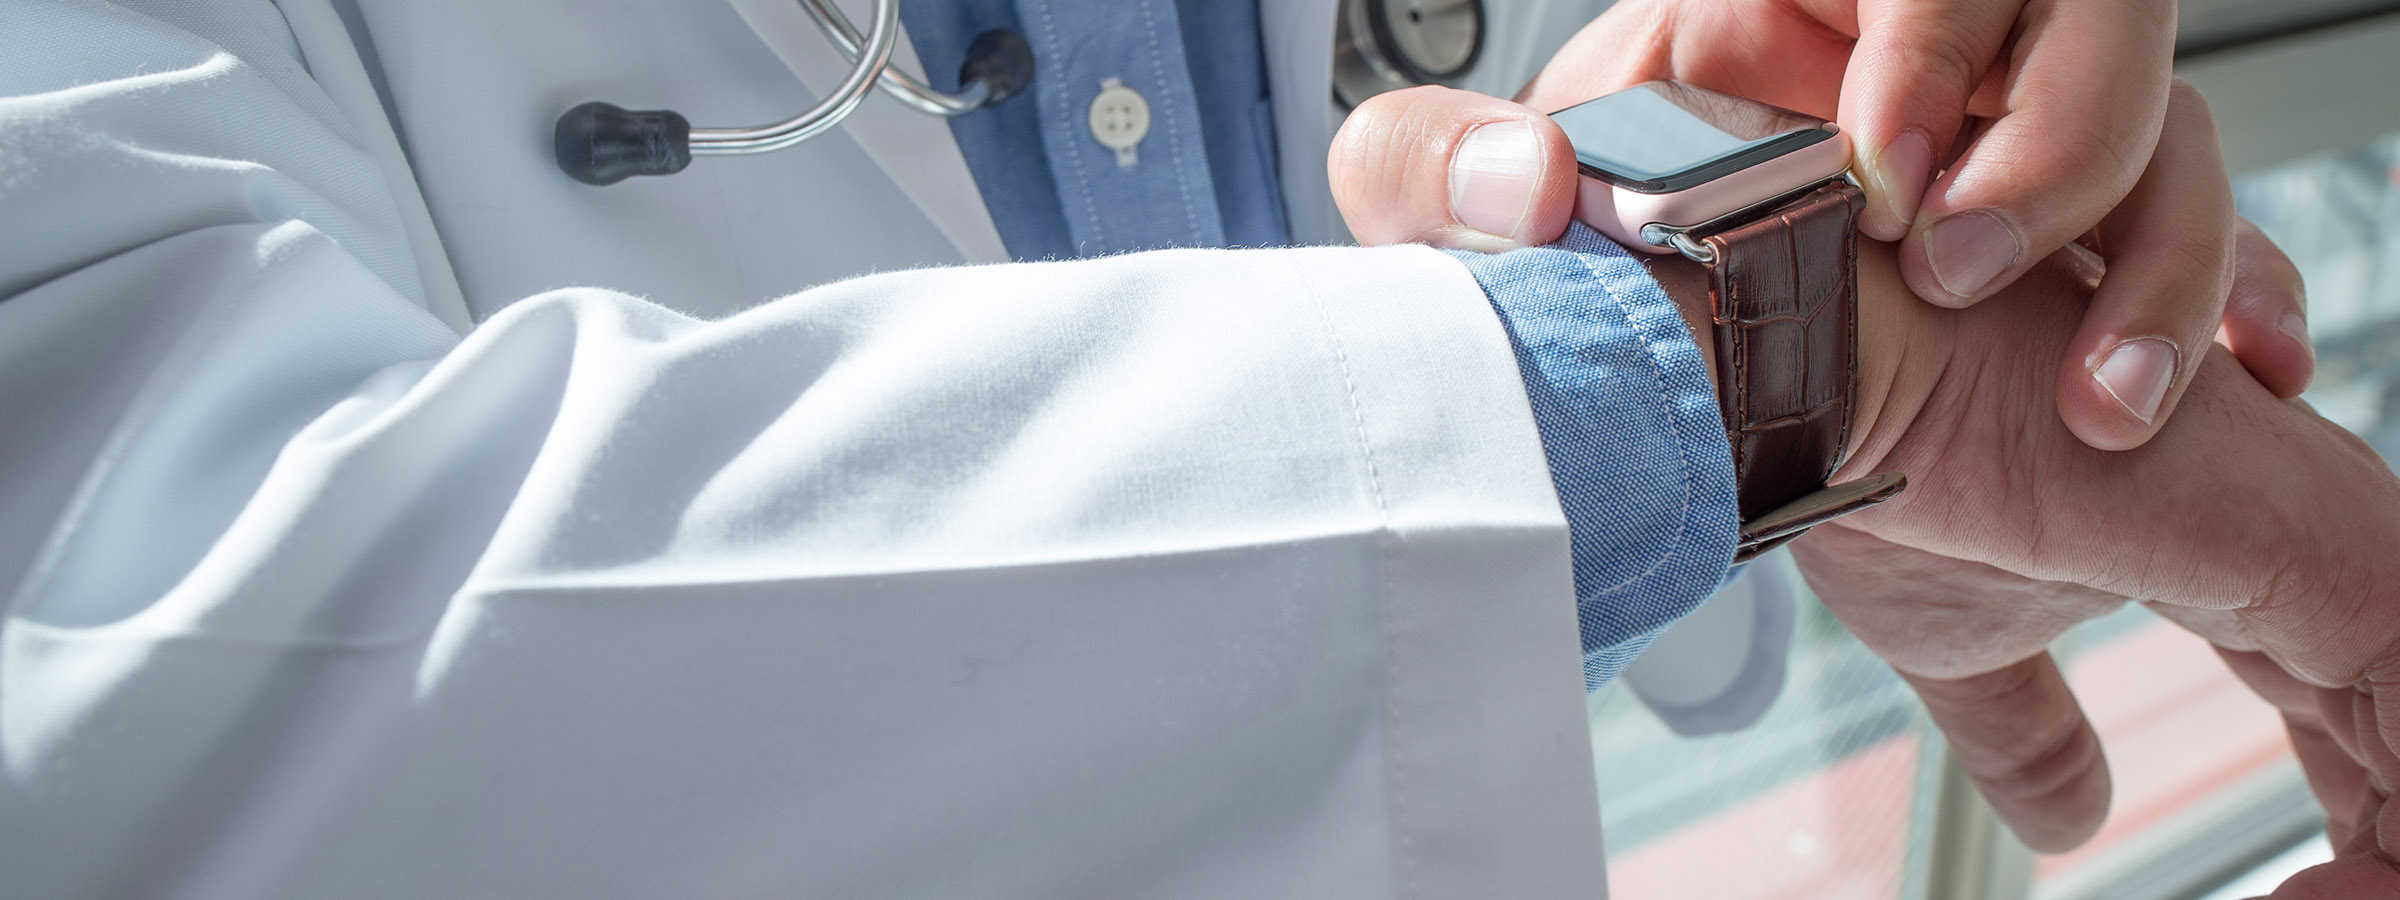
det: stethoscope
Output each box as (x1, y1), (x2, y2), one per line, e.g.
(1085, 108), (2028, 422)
(553, 0), (1033, 185)
(553, 0), (1484, 187)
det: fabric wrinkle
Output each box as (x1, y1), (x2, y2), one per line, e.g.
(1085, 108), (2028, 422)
(1446, 225), (1741, 688)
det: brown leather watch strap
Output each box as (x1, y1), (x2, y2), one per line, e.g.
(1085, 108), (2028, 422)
(1697, 181), (1902, 559)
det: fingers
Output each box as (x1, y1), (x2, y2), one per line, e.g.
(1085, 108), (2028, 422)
(1898, 0), (2177, 306)
(2349, 688), (2400, 796)
(2262, 848), (2400, 900)
(1787, 529), (2111, 849)
(1513, 0), (1854, 116)
(1839, 0), (2021, 239)
(2292, 712), (2376, 849)
(2217, 648), (2377, 843)
(2052, 82), (2236, 451)
(1328, 86), (1578, 252)
(2218, 219), (2316, 398)
(1902, 654), (2110, 852)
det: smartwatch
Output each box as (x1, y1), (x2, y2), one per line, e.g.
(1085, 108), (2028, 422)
(1552, 81), (1906, 561)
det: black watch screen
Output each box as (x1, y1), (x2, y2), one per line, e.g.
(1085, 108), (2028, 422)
(1551, 82), (1836, 194)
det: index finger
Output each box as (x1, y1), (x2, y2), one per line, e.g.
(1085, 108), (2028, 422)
(1839, 0), (2022, 240)
(1899, 0), (2179, 307)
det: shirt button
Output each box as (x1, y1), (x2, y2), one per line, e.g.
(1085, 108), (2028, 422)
(1088, 77), (1149, 167)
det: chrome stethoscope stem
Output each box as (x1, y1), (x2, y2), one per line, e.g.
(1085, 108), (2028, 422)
(795, 0), (990, 117)
(552, 0), (1034, 184)
(688, 0), (901, 156)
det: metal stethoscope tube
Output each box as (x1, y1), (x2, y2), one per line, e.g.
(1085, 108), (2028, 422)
(689, 0), (900, 156)
(791, 0), (989, 117)
(554, 0), (1033, 185)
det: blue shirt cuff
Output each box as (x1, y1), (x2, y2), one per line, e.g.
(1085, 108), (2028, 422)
(1446, 225), (1740, 689)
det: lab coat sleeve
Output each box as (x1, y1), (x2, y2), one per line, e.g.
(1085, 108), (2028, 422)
(0, 7), (1620, 897)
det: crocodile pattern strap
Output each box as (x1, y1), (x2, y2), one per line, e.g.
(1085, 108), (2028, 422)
(1700, 181), (1864, 523)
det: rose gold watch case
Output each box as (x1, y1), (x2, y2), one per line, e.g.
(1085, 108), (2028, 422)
(1577, 124), (1855, 255)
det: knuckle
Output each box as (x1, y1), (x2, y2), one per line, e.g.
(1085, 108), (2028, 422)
(2167, 229), (2232, 279)
(2000, 76), (2170, 198)
(2234, 226), (2308, 312)
(2085, 154), (2154, 214)
(2062, 129), (2140, 194)
(2164, 78), (2218, 131)
(1887, 15), (1994, 92)
(1983, 713), (2094, 800)
(2133, 0), (2182, 39)
(1970, 122), (2138, 217)
(2157, 235), (2237, 324)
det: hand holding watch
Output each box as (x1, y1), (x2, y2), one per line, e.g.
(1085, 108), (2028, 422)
(1550, 81), (1905, 560)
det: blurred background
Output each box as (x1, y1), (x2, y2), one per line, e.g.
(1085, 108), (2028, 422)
(1576, 4), (2400, 898)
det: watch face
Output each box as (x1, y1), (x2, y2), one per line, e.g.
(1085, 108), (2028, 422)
(1552, 82), (1837, 194)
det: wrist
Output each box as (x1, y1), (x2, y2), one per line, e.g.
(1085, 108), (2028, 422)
(1636, 237), (1932, 484)
(1834, 239), (1950, 482)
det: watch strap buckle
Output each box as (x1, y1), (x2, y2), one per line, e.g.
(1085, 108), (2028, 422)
(1733, 471), (1907, 562)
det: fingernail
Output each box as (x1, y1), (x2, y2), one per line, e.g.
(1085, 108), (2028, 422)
(1449, 120), (1542, 242)
(1865, 131), (1934, 235)
(2280, 313), (2314, 361)
(1924, 211), (2022, 301)
(2094, 338), (2179, 424)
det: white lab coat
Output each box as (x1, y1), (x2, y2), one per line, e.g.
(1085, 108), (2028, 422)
(0, 1), (1781, 896)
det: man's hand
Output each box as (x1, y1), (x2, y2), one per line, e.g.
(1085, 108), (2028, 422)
(1328, 0), (2318, 451)
(1787, 214), (2400, 877)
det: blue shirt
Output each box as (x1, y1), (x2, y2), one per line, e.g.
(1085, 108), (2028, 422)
(1449, 230), (1740, 686)
(898, 0), (1285, 256)
(904, 2), (1738, 685)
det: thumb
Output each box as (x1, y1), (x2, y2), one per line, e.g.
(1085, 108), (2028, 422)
(1329, 85), (1577, 251)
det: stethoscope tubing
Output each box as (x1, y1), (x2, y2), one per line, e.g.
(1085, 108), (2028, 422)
(557, 0), (1482, 184)
(689, 0), (901, 155)
(554, 0), (1033, 183)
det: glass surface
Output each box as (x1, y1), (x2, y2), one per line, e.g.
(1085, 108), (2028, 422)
(2239, 131), (2400, 460)
(1552, 82), (1833, 193)
(2030, 609), (2298, 893)
(1594, 555), (1924, 899)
